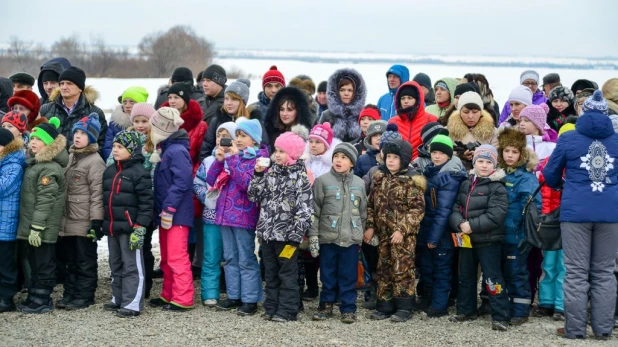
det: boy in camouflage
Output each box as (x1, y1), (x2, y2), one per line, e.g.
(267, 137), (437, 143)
(366, 139), (426, 322)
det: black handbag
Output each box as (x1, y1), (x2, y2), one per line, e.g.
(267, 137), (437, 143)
(520, 184), (562, 251)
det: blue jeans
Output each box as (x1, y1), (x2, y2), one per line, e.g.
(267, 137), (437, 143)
(319, 244), (358, 313)
(220, 226), (262, 303)
(201, 224), (222, 301)
(419, 246), (453, 311)
(501, 243), (531, 317)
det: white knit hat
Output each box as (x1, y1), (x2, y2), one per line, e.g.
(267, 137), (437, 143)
(457, 91), (484, 111)
(508, 85), (533, 105)
(149, 107), (184, 163)
(520, 70), (539, 85)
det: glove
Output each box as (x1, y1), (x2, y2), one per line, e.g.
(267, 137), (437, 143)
(130, 225), (147, 251)
(369, 234), (379, 247)
(28, 225), (44, 247)
(87, 220), (104, 242)
(160, 211), (174, 230)
(309, 236), (320, 258)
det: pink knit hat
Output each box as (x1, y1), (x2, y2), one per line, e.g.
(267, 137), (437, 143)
(274, 125), (309, 165)
(308, 122), (334, 148)
(130, 102), (156, 123)
(519, 103), (550, 134)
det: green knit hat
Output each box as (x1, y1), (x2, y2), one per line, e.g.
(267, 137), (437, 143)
(429, 134), (454, 158)
(31, 117), (61, 145)
(120, 86), (149, 104)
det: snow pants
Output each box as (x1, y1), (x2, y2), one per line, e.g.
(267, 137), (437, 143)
(220, 226), (262, 303)
(538, 249), (565, 313)
(108, 233), (145, 312)
(200, 224), (222, 301)
(159, 226), (194, 308)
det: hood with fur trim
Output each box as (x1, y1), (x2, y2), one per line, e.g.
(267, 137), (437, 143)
(469, 167), (506, 182)
(447, 109), (497, 143)
(111, 105), (133, 129)
(160, 99), (203, 132)
(30, 134), (69, 167)
(324, 68), (366, 142)
(48, 85), (100, 106)
(265, 86), (315, 146)
(0, 137), (25, 161)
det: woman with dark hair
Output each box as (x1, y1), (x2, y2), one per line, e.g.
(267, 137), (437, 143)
(264, 87), (315, 153)
(546, 86), (576, 132)
(319, 68), (367, 143)
(463, 73), (500, 125)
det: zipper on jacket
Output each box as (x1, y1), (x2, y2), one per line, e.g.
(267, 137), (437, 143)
(108, 162), (123, 236)
(116, 179), (122, 194)
(464, 177), (479, 220)
(339, 174), (348, 243)
(125, 210), (134, 228)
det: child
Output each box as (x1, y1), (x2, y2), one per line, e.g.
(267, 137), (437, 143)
(2, 111), (29, 150)
(518, 104), (557, 162)
(194, 121), (237, 307)
(206, 118), (269, 315)
(305, 122), (339, 179)
(448, 144), (510, 331)
(354, 120), (387, 178)
(417, 135), (467, 317)
(16, 117), (68, 314)
(147, 107), (195, 311)
(497, 128), (541, 325)
(498, 86), (532, 130)
(57, 114), (105, 310)
(546, 86), (576, 132)
(248, 125), (313, 322)
(0, 129), (26, 313)
(366, 139), (426, 322)
(412, 122), (450, 173)
(103, 130), (153, 317)
(309, 143), (367, 324)
(355, 105), (381, 154)
(104, 86), (149, 159)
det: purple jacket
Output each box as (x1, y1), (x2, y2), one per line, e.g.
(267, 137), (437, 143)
(499, 90), (548, 124)
(153, 130), (195, 227)
(206, 145), (270, 230)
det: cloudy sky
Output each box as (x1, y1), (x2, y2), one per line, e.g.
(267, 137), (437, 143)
(4, 0), (617, 58)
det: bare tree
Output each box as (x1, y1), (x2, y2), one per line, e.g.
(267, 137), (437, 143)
(51, 35), (85, 67)
(7, 36), (34, 70)
(89, 36), (119, 77)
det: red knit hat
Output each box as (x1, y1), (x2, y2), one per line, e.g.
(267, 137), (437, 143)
(2, 111), (28, 133)
(309, 122), (334, 149)
(262, 65), (285, 89)
(8, 90), (41, 124)
(358, 106), (381, 123)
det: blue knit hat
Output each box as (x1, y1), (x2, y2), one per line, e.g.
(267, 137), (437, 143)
(72, 112), (101, 145)
(582, 90), (609, 115)
(379, 123), (402, 150)
(236, 118), (262, 145)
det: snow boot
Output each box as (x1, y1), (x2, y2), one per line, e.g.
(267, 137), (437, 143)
(390, 296), (415, 322)
(369, 299), (395, 320)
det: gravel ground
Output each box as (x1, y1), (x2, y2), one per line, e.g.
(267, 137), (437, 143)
(1, 232), (613, 346)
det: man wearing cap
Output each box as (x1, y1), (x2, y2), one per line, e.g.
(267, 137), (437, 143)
(377, 65), (410, 120)
(316, 81), (328, 119)
(199, 64), (227, 125)
(499, 70), (548, 124)
(37, 57), (71, 104)
(154, 67), (204, 110)
(9, 73), (35, 94)
(39, 66), (108, 155)
(542, 73), (561, 98)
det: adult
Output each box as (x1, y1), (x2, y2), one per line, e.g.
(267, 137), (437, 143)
(546, 86), (576, 132)
(543, 90), (618, 340)
(574, 89), (595, 116)
(39, 66), (108, 155)
(37, 57), (71, 104)
(9, 73), (35, 93)
(426, 78), (458, 119)
(7, 90), (43, 131)
(104, 87), (149, 159)
(288, 74), (318, 124)
(413, 73), (435, 106)
(499, 70), (547, 124)
(439, 83), (480, 127)
(462, 73), (500, 124)
(602, 78), (618, 115)
(199, 64), (227, 125)
(264, 86), (314, 153)
(542, 73), (561, 97)
(250, 65), (285, 119)
(316, 81), (328, 119)
(377, 65), (409, 120)
(498, 86), (533, 130)
(154, 67), (203, 110)
(388, 81), (438, 160)
(0, 78), (13, 116)
(571, 79), (597, 95)
(447, 92), (499, 170)
(319, 68), (367, 143)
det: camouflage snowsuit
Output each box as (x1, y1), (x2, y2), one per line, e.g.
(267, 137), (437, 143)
(367, 167), (426, 300)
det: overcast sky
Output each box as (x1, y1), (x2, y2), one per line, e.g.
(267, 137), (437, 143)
(4, 0), (617, 58)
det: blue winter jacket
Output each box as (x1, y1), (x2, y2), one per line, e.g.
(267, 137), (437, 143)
(153, 130), (194, 227)
(354, 147), (379, 178)
(0, 140), (26, 241)
(504, 165), (541, 244)
(418, 158), (467, 248)
(543, 110), (618, 222)
(377, 65), (410, 121)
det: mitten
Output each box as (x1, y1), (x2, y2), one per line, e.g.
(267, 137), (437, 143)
(130, 225), (147, 250)
(160, 211), (174, 230)
(309, 236), (320, 258)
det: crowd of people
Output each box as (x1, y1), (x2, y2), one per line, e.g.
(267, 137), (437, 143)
(0, 60), (617, 340)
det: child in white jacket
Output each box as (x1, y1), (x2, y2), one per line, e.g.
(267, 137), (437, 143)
(305, 122), (341, 179)
(518, 104), (556, 164)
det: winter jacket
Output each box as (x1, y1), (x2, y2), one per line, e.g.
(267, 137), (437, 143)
(304, 138), (341, 180)
(526, 135), (555, 163)
(418, 159), (467, 248)
(264, 87), (315, 153)
(319, 68), (367, 143)
(61, 144), (105, 237)
(366, 166), (426, 238)
(154, 83), (204, 110)
(546, 102), (576, 132)
(449, 169), (508, 248)
(447, 109), (499, 170)
(103, 154), (153, 236)
(0, 138), (26, 241)
(206, 145), (270, 230)
(426, 78), (459, 118)
(354, 146), (378, 178)
(153, 130), (194, 227)
(388, 81), (439, 160)
(37, 57), (71, 104)
(0, 77), (13, 115)
(105, 131), (156, 187)
(499, 90), (547, 124)
(39, 86), (109, 156)
(248, 160), (313, 243)
(17, 135), (69, 244)
(538, 157), (561, 214)
(318, 103), (328, 120)
(198, 86), (225, 125)
(250, 92), (271, 123)
(542, 109), (618, 223)
(193, 155), (217, 224)
(377, 65), (410, 120)
(503, 157), (541, 244)
(308, 168), (367, 247)
(103, 105), (132, 160)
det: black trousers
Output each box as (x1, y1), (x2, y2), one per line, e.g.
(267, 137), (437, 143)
(0, 241), (18, 300)
(262, 240), (300, 318)
(28, 243), (56, 293)
(61, 236), (98, 301)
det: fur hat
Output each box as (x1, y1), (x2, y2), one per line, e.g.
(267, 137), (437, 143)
(113, 130), (142, 158)
(0, 128), (14, 147)
(519, 103), (550, 134)
(429, 134), (454, 159)
(548, 86), (574, 103)
(226, 79), (251, 105)
(121, 86), (149, 103)
(262, 65), (285, 88)
(520, 70), (539, 85)
(379, 123), (402, 150)
(217, 121), (237, 139)
(203, 65), (227, 87)
(364, 120), (387, 149)
(59, 66), (86, 91)
(171, 67), (193, 84)
(168, 82), (192, 106)
(498, 127), (527, 168)
(601, 78), (618, 115)
(508, 85), (533, 106)
(1, 111), (28, 134)
(72, 113), (101, 145)
(358, 105), (381, 122)
(274, 125), (309, 165)
(473, 144), (498, 168)
(309, 122), (334, 148)
(150, 107), (184, 147)
(582, 90), (609, 115)
(130, 102), (156, 123)
(457, 91), (484, 111)
(383, 139), (413, 171)
(7, 90), (41, 123)
(332, 142), (358, 166)
(236, 118), (262, 145)
(289, 75), (316, 95)
(31, 117), (61, 146)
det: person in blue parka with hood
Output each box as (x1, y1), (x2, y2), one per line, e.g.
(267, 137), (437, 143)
(377, 65), (409, 121)
(542, 90), (618, 340)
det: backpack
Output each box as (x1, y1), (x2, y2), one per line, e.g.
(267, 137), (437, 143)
(520, 183), (561, 251)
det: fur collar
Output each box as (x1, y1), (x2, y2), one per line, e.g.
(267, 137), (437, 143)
(49, 85), (100, 105)
(447, 109), (496, 143)
(0, 138), (24, 160)
(468, 168), (506, 182)
(32, 134), (68, 164)
(326, 68), (367, 119)
(498, 147), (539, 173)
(160, 99), (203, 131)
(111, 105), (132, 128)
(69, 143), (99, 155)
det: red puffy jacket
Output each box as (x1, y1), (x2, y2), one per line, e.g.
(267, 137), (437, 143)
(388, 81), (438, 160)
(538, 156), (561, 214)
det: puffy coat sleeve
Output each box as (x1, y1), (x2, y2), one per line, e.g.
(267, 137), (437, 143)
(0, 162), (23, 198)
(427, 174), (460, 246)
(102, 124), (115, 160)
(247, 171), (267, 203)
(397, 177), (425, 236)
(499, 101), (510, 124)
(542, 136), (567, 189)
(365, 175), (376, 230)
(449, 183), (466, 231)
(162, 147), (193, 215)
(308, 177), (324, 237)
(291, 171), (314, 243)
(468, 183), (508, 234)
(135, 167), (154, 227)
(193, 159), (210, 204)
(206, 157), (224, 186)
(31, 165), (60, 229)
(87, 157), (106, 221)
